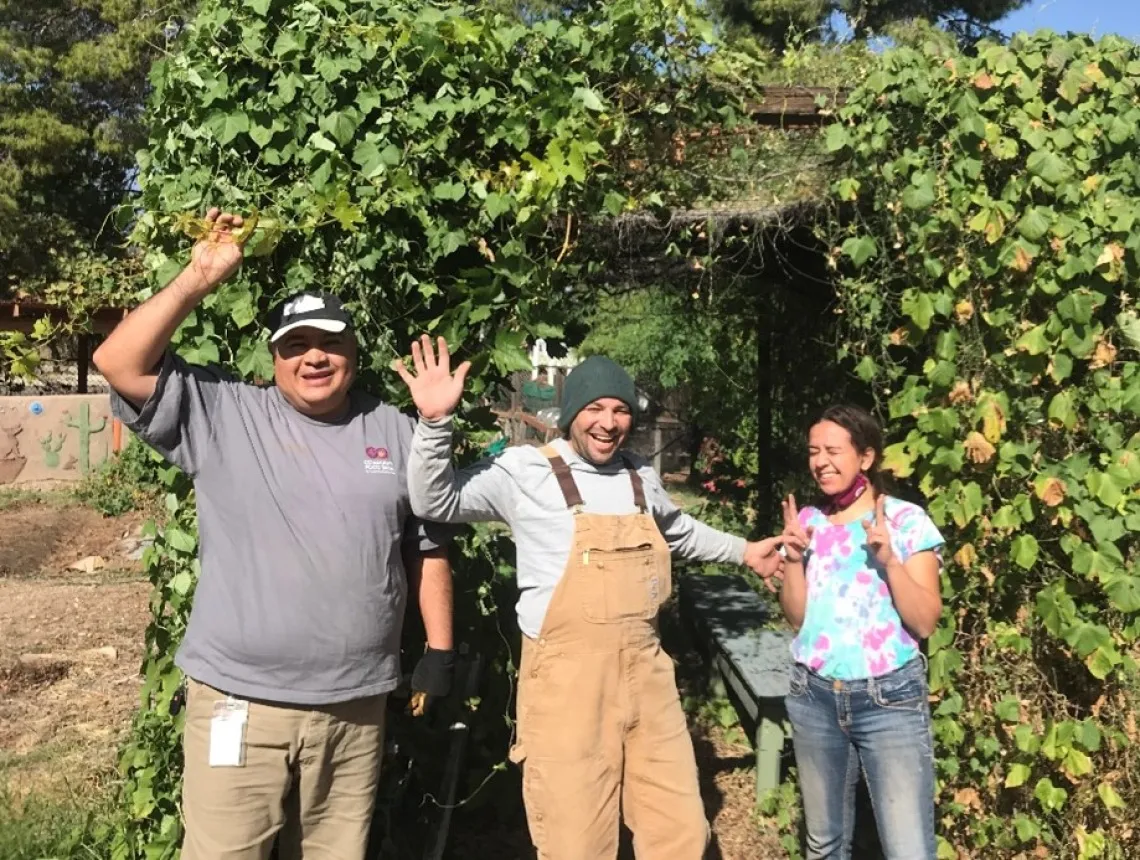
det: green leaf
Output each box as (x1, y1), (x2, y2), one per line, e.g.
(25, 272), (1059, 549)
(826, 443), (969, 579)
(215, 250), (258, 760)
(1062, 747), (1093, 778)
(236, 340), (274, 380)
(826, 124), (850, 152)
(1015, 324), (1050, 355)
(1107, 115), (1133, 145)
(1086, 645), (1119, 680)
(994, 696), (1020, 722)
(230, 295), (256, 328)
(272, 30), (303, 57)
(854, 355), (877, 382)
(1075, 720), (1101, 752)
(1005, 763), (1031, 788)
(901, 289), (935, 330)
(492, 328), (532, 372)
(901, 173), (936, 210)
(1104, 574), (1140, 613)
(1064, 621), (1111, 658)
(210, 111), (250, 145)
(170, 571), (193, 596)
(573, 87), (605, 111)
(484, 192), (513, 220)
(603, 190), (626, 217)
(320, 111), (359, 147)
(1117, 311), (1140, 351)
(164, 526), (196, 553)
(309, 131), (337, 152)
(1034, 777), (1068, 812)
(1013, 815), (1041, 842)
(249, 124), (275, 148)
(841, 236), (877, 267)
(1011, 534), (1039, 570)
(353, 140), (401, 178)
(432, 180), (467, 202)
(1017, 207), (1053, 241)
(1098, 782), (1126, 811)
(330, 191), (364, 230)
(1050, 352), (1074, 382)
(1014, 724), (1041, 754)
(1047, 390), (1077, 429)
(1027, 150), (1072, 185)
(1057, 292), (1094, 324)
(1037, 584), (1076, 634)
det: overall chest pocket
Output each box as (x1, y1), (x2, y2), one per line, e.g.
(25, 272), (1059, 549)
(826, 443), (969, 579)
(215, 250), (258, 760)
(580, 544), (671, 624)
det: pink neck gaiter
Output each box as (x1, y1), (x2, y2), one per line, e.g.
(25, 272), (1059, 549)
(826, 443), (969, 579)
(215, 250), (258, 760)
(825, 472), (869, 514)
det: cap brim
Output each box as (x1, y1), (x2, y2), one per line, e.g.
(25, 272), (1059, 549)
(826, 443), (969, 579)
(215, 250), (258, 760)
(270, 319), (349, 343)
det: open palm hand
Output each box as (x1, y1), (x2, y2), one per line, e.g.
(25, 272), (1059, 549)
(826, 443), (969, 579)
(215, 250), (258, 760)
(392, 335), (471, 422)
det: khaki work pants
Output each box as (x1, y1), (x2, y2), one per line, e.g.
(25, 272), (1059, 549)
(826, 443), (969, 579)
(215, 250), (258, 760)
(181, 678), (386, 860)
(510, 448), (709, 860)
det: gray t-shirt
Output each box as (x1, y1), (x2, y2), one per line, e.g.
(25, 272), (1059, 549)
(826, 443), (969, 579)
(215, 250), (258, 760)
(111, 352), (445, 704)
(408, 417), (747, 638)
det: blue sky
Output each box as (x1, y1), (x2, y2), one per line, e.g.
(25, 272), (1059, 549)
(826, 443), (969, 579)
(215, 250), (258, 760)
(998, 0), (1140, 41)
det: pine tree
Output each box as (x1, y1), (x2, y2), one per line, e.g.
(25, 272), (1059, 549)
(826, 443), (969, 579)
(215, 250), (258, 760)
(0, 0), (185, 288)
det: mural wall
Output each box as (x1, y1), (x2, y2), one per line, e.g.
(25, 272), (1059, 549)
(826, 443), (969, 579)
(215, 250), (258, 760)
(0, 396), (124, 485)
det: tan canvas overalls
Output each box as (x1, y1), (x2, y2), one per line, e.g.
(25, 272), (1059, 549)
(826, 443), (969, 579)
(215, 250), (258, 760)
(509, 447), (709, 860)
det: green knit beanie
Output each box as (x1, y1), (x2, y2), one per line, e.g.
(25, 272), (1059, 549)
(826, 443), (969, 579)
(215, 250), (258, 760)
(558, 356), (638, 432)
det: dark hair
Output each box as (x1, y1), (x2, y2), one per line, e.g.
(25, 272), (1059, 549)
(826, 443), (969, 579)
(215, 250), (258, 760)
(813, 404), (887, 494)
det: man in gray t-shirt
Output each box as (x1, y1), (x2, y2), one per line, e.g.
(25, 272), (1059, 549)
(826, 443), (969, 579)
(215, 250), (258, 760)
(94, 208), (454, 860)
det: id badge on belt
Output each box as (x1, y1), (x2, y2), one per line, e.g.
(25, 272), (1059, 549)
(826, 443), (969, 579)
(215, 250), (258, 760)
(209, 697), (249, 767)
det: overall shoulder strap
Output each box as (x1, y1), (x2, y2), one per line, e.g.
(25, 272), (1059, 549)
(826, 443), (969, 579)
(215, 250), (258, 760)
(619, 454), (648, 512)
(539, 445), (584, 510)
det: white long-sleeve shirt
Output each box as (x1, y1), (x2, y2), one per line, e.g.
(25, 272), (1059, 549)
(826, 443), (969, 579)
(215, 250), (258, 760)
(409, 416), (747, 637)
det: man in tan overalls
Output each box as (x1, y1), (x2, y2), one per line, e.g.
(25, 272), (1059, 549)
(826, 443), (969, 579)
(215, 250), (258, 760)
(395, 336), (784, 859)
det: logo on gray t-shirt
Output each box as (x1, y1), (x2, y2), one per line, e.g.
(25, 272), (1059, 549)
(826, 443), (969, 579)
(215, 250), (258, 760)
(364, 446), (395, 475)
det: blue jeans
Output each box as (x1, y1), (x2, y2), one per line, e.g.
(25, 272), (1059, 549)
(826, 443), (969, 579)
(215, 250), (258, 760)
(785, 657), (936, 860)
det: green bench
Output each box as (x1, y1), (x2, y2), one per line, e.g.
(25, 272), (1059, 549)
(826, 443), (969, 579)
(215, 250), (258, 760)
(677, 569), (794, 798)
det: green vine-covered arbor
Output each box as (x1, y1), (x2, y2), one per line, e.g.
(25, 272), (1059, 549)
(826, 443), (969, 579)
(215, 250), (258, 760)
(109, 1), (756, 856)
(826, 32), (1140, 860)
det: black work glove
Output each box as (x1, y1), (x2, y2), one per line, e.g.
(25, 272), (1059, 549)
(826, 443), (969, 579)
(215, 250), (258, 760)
(411, 647), (455, 698)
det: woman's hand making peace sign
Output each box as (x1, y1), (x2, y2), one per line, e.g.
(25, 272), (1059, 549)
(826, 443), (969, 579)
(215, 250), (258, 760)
(863, 495), (896, 567)
(781, 494), (814, 564)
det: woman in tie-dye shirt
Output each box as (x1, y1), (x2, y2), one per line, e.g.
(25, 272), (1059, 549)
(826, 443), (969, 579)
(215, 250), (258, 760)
(776, 405), (944, 860)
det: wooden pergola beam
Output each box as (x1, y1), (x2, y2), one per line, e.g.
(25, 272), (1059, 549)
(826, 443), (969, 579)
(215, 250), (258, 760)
(0, 300), (129, 392)
(0, 301), (129, 336)
(746, 86), (846, 126)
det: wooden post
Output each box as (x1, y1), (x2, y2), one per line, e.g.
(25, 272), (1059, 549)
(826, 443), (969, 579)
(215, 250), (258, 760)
(756, 711), (785, 797)
(510, 372), (522, 413)
(77, 333), (90, 394)
(756, 272), (774, 523)
(653, 421), (663, 475)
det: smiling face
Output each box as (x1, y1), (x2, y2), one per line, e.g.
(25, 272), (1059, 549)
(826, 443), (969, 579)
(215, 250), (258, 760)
(272, 327), (356, 420)
(568, 397), (633, 465)
(808, 419), (876, 496)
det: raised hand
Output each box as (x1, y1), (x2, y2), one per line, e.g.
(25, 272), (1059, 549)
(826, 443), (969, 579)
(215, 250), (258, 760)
(743, 536), (785, 593)
(188, 208), (246, 289)
(392, 335), (472, 422)
(864, 495), (895, 567)
(781, 494), (814, 563)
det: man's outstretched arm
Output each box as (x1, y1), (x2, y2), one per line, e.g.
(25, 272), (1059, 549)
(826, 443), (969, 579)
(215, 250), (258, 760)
(93, 209), (244, 408)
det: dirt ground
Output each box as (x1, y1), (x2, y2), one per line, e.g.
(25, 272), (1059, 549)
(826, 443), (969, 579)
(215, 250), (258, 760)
(0, 494), (784, 857)
(0, 496), (149, 800)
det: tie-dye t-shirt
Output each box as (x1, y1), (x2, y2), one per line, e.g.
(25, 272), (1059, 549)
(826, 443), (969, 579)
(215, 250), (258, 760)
(792, 496), (944, 680)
